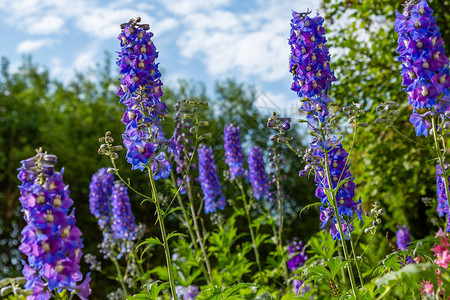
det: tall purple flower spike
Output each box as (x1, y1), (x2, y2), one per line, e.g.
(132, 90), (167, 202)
(198, 145), (226, 213)
(117, 18), (174, 177)
(89, 168), (114, 234)
(248, 147), (270, 200)
(111, 181), (138, 240)
(18, 149), (90, 300)
(224, 124), (246, 181)
(289, 10), (336, 126)
(396, 225), (412, 250)
(395, 0), (450, 136)
(287, 238), (309, 294)
(290, 11), (362, 241)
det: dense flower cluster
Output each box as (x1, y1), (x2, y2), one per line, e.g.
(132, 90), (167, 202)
(396, 225), (411, 250)
(248, 147), (270, 200)
(395, 0), (450, 136)
(175, 285), (200, 300)
(287, 239), (309, 294)
(289, 10), (336, 125)
(89, 168), (114, 232)
(198, 145), (226, 213)
(422, 230), (450, 295)
(18, 150), (90, 300)
(313, 139), (363, 240)
(224, 124), (246, 180)
(111, 182), (138, 240)
(436, 164), (450, 232)
(116, 18), (175, 176)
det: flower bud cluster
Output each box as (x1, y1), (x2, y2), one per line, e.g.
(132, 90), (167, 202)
(248, 147), (270, 200)
(116, 18), (175, 175)
(395, 0), (450, 136)
(198, 145), (226, 213)
(436, 163), (450, 232)
(289, 10), (336, 125)
(267, 112), (293, 144)
(343, 102), (366, 126)
(363, 202), (383, 234)
(313, 138), (363, 240)
(224, 124), (246, 181)
(17, 149), (90, 299)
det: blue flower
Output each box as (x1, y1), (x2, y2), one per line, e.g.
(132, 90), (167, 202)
(248, 147), (270, 200)
(111, 182), (137, 240)
(396, 225), (411, 250)
(198, 145), (226, 213)
(151, 152), (172, 180)
(224, 124), (246, 181)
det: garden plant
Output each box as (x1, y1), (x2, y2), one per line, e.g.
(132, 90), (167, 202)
(2, 0), (450, 299)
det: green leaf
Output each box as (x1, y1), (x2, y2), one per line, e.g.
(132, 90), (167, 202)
(137, 237), (163, 259)
(167, 231), (187, 241)
(299, 202), (324, 219)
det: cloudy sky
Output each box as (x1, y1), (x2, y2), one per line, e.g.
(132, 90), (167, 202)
(1, 0), (318, 116)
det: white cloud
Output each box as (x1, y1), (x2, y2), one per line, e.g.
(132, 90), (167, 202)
(176, 0), (316, 83)
(17, 39), (55, 53)
(26, 16), (65, 35)
(160, 0), (231, 15)
(73, 47), (98, 71)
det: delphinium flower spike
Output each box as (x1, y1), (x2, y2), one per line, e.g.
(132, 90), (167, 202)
(18, 148), (90, 300)
(394, 0), (450, 137)
(111, 181), (138, 240)
(117, 17), (175, 178)
(89, 168), (114, 235)
(248, 147), (270, 200)
(289, 11), (362, 240)
(198, 145), (226, 213)
(289, 9), (361, 297)
(224, 124), (246, 180)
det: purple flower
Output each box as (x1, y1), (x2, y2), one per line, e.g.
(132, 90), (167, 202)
(89, 168), (114, 232)
(175, 285), (200, 300)
(436, 164), (450, 232)
(395, 0), (450, 136)
(151, 152), (172, 180)
(224, 124), (246, 180)
(396, 225), (411, 250)
(248, 147), (270, 200)
(313, 138), (362, 240)
(117, 19), (173, 176)
(198, 145), (226, 213)
(17, 150), (90, 299)
(111, 182), (137, 240)
(287, 239), (308, 272)
(289, 11), (336, 125)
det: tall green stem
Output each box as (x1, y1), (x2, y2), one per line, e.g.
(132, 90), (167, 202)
(186, 179), (213, 283)
(349, 236), (364, 286)
(111, 257), (128, 296)
(323, 147), (359, 299)
(237, 181), (262, 273)
(148, 169), (177, 300)
(273, 147), (290, 287)
(432, 116), (450, 222)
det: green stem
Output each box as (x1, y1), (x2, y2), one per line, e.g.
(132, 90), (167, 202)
(322, 141), (359, 299)
(148, 168), (178, 300)
(186, 179), (213, 284)
(111, 257), (129, 296)
(431, 116), (450, 225)
(273, 146), (290, 287)
(237, 180), (262, 273)
(349, 235), (364, 287)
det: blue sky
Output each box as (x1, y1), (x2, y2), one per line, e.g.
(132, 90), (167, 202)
(1, 0), (318, 117)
